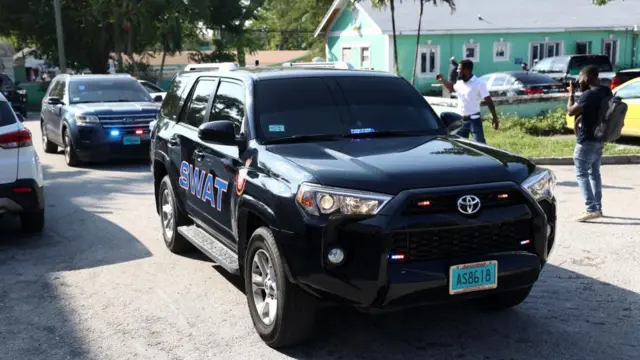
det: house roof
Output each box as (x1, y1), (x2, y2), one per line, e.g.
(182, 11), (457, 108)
(317, 0), (640, 35)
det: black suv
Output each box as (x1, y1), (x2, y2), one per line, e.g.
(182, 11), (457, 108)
(150, 65), (558, 348)
(0, 73), (28, 117)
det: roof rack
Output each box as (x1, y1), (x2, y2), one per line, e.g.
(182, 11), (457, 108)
(281, 61), (355, 70)
(183, 62), (238, 72)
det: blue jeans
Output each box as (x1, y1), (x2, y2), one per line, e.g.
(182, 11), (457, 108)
(458, 116), (486, 143)
(573, 141), (604, 212)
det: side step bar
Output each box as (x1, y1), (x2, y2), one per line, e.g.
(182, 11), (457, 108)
(177, 225), (240, 275)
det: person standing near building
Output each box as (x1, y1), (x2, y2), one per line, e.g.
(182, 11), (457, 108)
(442, 57), (458, 98)
(567, 65), (612, 221)
(437, 59), (499, 143)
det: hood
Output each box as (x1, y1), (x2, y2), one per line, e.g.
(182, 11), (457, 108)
(266, 136), (535, 195)
(68, 102), (160, 115)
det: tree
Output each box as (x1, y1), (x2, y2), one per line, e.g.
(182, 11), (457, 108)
(411, 0), (455, 85)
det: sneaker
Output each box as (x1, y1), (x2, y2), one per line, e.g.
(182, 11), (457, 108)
(576, 211), (602, 222)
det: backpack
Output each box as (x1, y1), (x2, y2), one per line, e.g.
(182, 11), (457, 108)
(593, 94), (628, 142)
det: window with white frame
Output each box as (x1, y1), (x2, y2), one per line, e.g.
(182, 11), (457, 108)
(341, 47), (352, 62)
(603, 39), (618, 65)
(530, 41), (562, 65)
(416, 44), (439, 77)
(360, 47), (371, 69)
(493, 41), (510, 62)
(463, 43), (479, 62)
(576, 41), (592, 55)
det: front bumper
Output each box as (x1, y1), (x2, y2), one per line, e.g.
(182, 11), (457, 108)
(70, 125), (151, 162)
(0, 179), (45, 215)
(274, 181), (556, 310)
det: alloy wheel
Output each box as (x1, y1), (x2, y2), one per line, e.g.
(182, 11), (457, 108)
(64, 133), (71, 163)
(160, 188), (174, 239)
(251, 249), (278, 326)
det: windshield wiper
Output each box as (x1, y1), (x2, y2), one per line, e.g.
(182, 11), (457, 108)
(263, 133), (346, 145)
(344, 130), (433, 138)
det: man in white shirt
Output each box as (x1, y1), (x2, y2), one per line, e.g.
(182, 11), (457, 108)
(437, 60), (499, 143)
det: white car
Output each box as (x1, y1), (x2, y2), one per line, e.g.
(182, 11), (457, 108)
(0, 92), (45, 233)
(138, 80), (167, 102)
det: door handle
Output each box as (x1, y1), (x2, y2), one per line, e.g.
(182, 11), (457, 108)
(167, 136), (179, 146)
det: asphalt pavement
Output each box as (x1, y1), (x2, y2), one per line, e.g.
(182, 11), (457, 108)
(1, 115), (639, 360)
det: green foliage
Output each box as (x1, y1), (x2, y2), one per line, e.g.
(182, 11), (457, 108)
(486, 109), (569, 136)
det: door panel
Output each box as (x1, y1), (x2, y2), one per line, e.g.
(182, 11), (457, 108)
(622, 99), (640, 136)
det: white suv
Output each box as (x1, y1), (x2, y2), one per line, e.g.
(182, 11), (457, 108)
(0, 92), (45, 233)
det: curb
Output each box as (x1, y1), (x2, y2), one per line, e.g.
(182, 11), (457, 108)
(532, 155), (640, 165)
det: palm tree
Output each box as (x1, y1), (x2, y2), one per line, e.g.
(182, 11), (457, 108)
(412, 0), (456, 85)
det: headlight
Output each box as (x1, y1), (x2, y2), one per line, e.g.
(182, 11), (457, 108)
(75, 114), (99, 126)
(295, 182), (392, 216)
(17, 89), (27, 95)
(521, 168), (556, 200)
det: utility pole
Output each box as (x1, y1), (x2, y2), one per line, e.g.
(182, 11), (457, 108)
(53, 0), (67, 73)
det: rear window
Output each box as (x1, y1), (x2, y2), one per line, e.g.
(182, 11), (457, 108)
(569, 56), (613, 74)
(0, 101), (18, 127)
(254, 76), (443, 140)
(513, 73), (559, 85)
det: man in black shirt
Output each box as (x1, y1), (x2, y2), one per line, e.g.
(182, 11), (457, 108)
(567, 65), (612, 222)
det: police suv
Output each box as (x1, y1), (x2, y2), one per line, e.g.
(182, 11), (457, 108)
(150, 63), (557, 348)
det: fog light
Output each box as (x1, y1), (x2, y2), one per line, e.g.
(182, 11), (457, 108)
(327, 248), (345, 265)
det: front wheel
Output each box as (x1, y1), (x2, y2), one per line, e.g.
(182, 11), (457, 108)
(474, 286), (533, 311)
(244, 227), (317, 348)
(158, 175), (192, 253)
(63, 128), (81, 167)
(41, 122), (58, 154)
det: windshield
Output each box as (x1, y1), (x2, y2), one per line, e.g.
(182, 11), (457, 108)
(254, 76), (444, 142)
(68, 78), (152, 104)
(0, 101), (18, 127)
(569, 56), (613, 73)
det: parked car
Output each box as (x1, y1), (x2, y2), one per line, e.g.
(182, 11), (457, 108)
(39, 74), (162, 167)
(138, 80), (167, 101)
(530, 54), (615, 88)
(0, 92), (45, 233)
(609, 68), (640, 90)
(478, 71), (565, 96)
(0, 73), (28, 117)
(150, 63), (557, 348)
(565, 77), (640, 137)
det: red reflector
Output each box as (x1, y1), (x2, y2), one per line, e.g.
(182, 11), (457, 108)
(524, 88), (543, 95)
(12, 187), (32, 193)
(135, 129), (144, 135)
(418, 200), (431, 207)
(0, 129), (33, 149)
(497, 193), (509, 199)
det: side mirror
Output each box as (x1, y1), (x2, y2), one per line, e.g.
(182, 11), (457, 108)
(440, 111), (464, 134)
(47, 96), (63, 105)
(16, 113), (25, 122)
(198, 120), (238, 145)
(153, 95), (163, 102)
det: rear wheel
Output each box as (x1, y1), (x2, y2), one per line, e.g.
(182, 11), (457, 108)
(20, 210), (45, 234)
(41, 122), (58, 154)
(158, 175), (192, 253)
(244, 227), (317, 348)
(475, 286), (533, 311)
(63, 128), (81, 167)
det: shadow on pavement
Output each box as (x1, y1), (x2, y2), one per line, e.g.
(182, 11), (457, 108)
(278, 264), (640, 359)
(0, 163), (153, 359)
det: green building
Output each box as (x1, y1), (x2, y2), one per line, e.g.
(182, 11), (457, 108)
(314, 0), (640, 94)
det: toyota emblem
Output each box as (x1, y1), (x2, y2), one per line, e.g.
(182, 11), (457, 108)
(457, 195), (481, 215)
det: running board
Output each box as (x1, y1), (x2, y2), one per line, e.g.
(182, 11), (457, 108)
(177, 225), (240, 275)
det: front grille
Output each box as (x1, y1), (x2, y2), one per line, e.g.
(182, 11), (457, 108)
(391, 220), (532, 262)
(98, 113), (157, 129)
(403, 188), (527, 215)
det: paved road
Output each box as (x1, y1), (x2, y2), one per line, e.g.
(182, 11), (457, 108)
(1, 116), (639, 360)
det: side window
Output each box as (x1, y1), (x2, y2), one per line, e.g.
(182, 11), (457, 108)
(210, 81), (246, 135)
(615, 82), (640, 99)
(491, 74), (509, 87)
(48, 80), (62, 98)
(182, 79), (218, 128)
(505, 75), (517, 86)
(0, 75), (13, 89)
(58, 80), (67, 101)
(160, 76), (194, 121)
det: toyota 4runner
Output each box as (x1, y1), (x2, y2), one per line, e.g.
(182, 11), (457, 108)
(150, 64), (557, 348)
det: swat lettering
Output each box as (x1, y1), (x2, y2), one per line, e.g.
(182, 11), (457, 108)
(178, 161), (228, 211)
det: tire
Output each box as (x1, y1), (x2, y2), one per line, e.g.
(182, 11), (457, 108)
(63, 128), (81, 167)
(41, 122), (58, 154)
(475, 286), (533, 311)
(158, 175), (192, 253)
(244, 227), (317, 348)
(20, 210), (45, 234)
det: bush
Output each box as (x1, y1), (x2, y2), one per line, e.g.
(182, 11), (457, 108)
(488, 109), (569, 136)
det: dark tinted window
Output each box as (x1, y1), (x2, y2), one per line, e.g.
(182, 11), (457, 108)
(160, 76), (193, 121)
(255, 76), (442, 141)
(68, 77), (151, 103)
(513, 73), (559, 85)
(182, 79), (218, 128)
(569, 56), (613, 73)
(48, 80), (64, 98)
(210, 81), (245, 135)
(140, 81), (164, 93)
(0, 101), (17, 126)
(0, 74), (13, 89)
